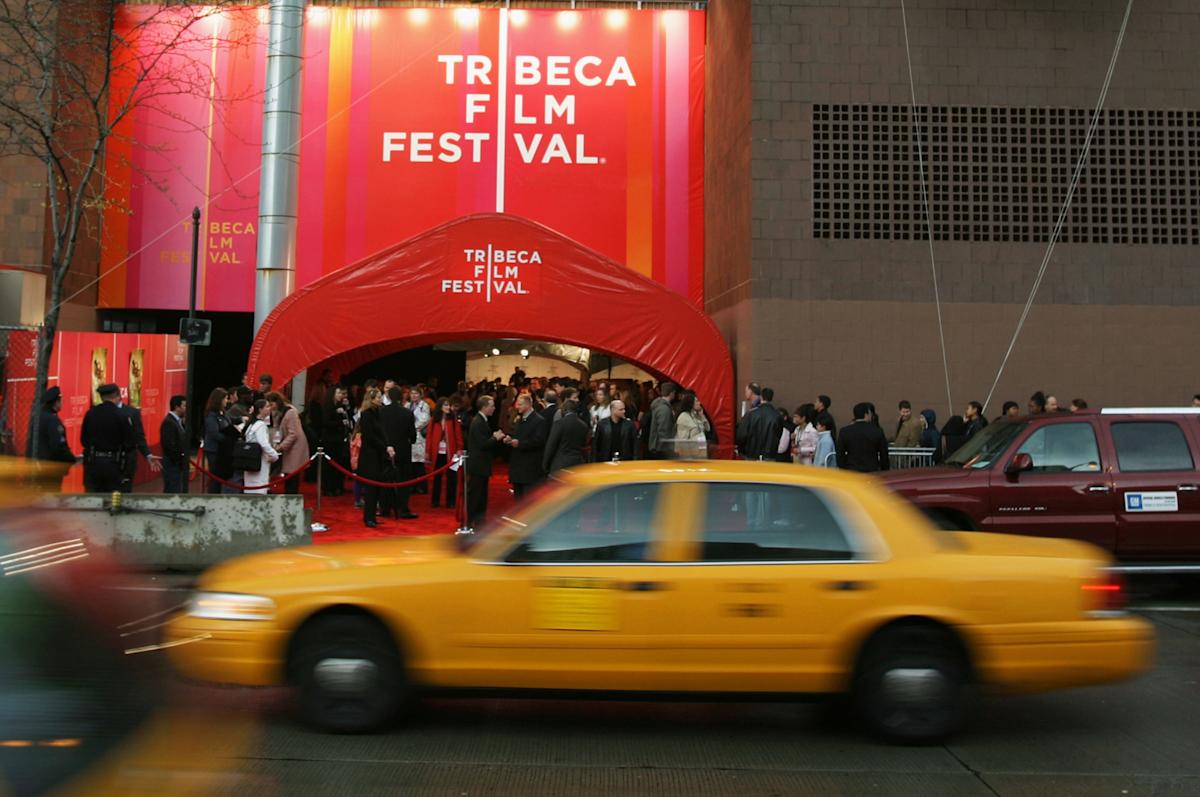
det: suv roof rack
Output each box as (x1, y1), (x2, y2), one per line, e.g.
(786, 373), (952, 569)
(1099, 407), (1200, 415)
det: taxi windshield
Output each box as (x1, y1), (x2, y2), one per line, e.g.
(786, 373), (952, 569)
(944, 419), (1027, 469)
(465, 478), (573, 555)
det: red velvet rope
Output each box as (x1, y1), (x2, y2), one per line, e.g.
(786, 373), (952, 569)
(188, 453), (316, 491)
(322, 453), (459, 488)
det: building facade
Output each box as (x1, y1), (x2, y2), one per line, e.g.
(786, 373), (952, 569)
(708, 0), (1198, 420)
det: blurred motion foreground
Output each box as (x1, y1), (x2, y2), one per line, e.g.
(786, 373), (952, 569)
(0, 459), (257, 797)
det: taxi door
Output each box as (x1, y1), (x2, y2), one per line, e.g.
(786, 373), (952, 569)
(646, 481), (880, 695)
(442, 481), (693, 692)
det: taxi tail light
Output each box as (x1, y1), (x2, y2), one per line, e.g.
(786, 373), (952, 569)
(1082, 571), (1126, 612)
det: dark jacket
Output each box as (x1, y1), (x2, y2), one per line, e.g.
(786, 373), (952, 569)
(736, 402), (784, 461)
(836, 420), (891, 473)
(119, 403), (151, 457)
(543, 412), (589, 473)
(380, 402), (417, 476)
(508, 410), (548, 485)
(593, 416), (638, 462)
(540, 403), (558, 428)
(160, 412), (188, 467)
(466, 412), (501, 477)
(356, 406), (389, 481)
(647, 396), (675, 456)
(322, 399), (353, 452)
(941, 415), (968, 457)
(37, 408), (75, 463)
(81, 402), (134, 454)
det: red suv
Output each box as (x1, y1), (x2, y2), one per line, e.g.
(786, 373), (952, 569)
(883, 409), (1200, 569)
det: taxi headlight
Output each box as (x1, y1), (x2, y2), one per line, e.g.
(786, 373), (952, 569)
(188, 592), (275, 621)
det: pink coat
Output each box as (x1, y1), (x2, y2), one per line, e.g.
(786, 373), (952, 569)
(276, 406), (311, 475)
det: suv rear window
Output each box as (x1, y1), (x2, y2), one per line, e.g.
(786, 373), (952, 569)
(1111, 422), (1195, 472)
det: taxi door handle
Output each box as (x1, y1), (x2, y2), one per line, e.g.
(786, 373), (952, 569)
(824, 580), (871, 592)
(622, 580), (669, 592)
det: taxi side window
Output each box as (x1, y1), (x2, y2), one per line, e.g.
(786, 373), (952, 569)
(1111, 422), (1195, 472)
(1016, 423), (1101, 473)
(700, 483), (855, 562)
(506, 483), (661, 564)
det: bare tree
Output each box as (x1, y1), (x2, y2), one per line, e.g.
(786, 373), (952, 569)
(0, 0), (255, 457)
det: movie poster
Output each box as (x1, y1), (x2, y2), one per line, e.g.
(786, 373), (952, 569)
(128, 348), (145, 407)
(90, 347), (108, 405)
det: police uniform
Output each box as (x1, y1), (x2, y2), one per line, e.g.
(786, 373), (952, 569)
(118, 401), (152, 493)
(81, 384), (134, 493)
(36, 387), (76, 464)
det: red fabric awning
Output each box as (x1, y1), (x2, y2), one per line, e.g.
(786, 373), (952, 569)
(247, 214), (733, 442)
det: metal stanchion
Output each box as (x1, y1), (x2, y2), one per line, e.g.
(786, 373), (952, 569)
(456, 451), (472, 535)
(312, 448), (328, 533)
(315, 447), (324, 512)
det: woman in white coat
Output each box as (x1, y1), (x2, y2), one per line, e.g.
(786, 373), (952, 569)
(243, 399), (280, 495)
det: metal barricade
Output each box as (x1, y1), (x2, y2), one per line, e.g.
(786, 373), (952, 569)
(888, 446), (937, 469)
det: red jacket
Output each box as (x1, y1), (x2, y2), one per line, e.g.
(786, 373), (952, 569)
(425, 416), (464, 462)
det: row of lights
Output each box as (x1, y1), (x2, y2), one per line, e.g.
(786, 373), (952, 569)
(305, 7), (689, 31)
(482, 348), (531, 359)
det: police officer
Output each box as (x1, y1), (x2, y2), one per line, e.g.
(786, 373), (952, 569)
(81, 383), (135, 493)
(118, 390), (160, 492)
(36, 386), (76, 465)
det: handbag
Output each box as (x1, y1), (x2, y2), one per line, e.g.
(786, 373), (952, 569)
(232, 422), (264, 471)
(350, 432), (362, 470)
(232, 439), (263, 471)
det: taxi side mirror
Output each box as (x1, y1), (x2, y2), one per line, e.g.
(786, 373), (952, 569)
(1005, 452), (1034, 479)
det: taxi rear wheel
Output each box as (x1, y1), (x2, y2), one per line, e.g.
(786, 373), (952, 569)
(290, 614), (407, 733)
(852, 624), (969, 744)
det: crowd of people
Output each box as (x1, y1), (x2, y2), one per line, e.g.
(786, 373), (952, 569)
(38, 363), (1200, 527)
(732, 385), (1116, 474)
(291, 369), (720, 528)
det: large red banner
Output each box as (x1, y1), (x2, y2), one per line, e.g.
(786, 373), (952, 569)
(3, 331), (188, 490)
(100, 6), (705, 312)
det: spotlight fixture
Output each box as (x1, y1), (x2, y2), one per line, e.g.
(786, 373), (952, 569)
(491, 347), (501, 356)
(520, 348), (530, 357)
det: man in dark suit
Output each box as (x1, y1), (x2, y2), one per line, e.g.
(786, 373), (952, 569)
(159, 394), (189, 493)
(380, 386), (418, 519)
(540, 388), (559, 427)
(466, 395), (505, 527)
(592, 399), (638, 462)
(503, 393), (548, 498)
(543, 399), (589, 474)
(836, 402), (891, 473)
(118, 389), (160, 492)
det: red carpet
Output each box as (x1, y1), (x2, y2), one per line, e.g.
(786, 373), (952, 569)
(301, 463), (515, 544)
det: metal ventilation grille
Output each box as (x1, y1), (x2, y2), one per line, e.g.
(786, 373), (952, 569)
(811, 105), (1200, 245)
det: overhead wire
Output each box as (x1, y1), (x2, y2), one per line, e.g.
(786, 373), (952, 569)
(899, 0), (953, 415)
(981, 0), (1135, 413)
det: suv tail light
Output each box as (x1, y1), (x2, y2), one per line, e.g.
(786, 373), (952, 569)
(1082, 570), (1127, 615)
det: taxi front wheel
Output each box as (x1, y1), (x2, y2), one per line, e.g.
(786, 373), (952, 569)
(852, 624), (969, 744)
(291, 614), (408, 733)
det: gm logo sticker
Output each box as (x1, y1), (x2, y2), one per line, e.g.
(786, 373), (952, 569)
(1125, 494), (1143, 511)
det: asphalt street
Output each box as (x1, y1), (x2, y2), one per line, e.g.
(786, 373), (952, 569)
(155, 592), (1199, 797)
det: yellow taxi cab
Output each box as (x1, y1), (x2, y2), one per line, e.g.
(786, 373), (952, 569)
(165, 461), (1154, 742)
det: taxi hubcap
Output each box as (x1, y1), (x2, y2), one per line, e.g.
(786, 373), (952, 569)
(314, 657), (378, 694)
(881, 667), (947, 706)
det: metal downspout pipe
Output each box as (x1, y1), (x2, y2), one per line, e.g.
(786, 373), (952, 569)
(254, 0), (304, 335)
